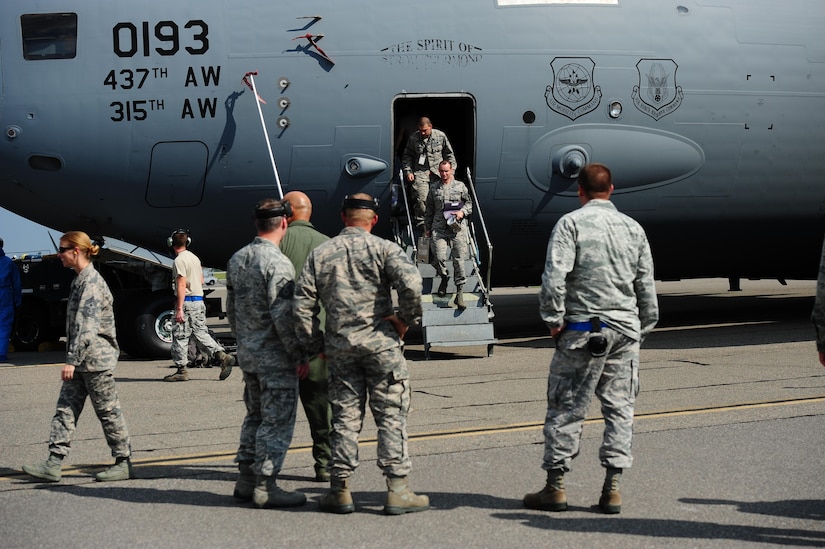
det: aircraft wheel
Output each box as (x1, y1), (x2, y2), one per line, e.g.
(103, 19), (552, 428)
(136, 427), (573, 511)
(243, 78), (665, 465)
(12, 299), (56, 351)
(121, 291), (174, 359)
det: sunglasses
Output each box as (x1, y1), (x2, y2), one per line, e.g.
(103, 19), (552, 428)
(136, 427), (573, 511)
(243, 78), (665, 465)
(57, 246), (75, 253)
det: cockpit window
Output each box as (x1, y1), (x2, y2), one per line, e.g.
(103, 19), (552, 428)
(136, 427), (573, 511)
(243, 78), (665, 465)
(21, 13), (78, 60)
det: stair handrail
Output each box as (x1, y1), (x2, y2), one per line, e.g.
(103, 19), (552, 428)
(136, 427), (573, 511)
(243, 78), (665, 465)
(465, 167), (493, 294)
(391, 168), (417, 257)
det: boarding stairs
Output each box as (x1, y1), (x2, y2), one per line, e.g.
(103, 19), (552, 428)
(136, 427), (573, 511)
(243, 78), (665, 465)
(392, 169), (497, 359)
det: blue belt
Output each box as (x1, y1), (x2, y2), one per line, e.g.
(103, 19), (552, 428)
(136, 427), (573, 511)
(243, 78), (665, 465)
(184, 296), (203, 302)
(566, 321), (607, 331)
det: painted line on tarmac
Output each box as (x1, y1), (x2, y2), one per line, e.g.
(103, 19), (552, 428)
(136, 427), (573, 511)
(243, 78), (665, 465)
(0, 445), (315, 483)
(3, 396), (823, 482)
(407, 395), (825, 440)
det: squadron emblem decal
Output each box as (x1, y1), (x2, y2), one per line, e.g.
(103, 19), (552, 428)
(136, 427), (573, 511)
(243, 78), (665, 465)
(545, 57), (601, 120)
(632, 59), (684, 120)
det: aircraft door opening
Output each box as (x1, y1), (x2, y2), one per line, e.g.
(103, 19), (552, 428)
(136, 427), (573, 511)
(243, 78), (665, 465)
(392, 95), (476, 183)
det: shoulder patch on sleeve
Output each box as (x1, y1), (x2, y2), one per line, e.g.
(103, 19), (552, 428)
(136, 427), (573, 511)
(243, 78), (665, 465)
(278, 280), (295, 300)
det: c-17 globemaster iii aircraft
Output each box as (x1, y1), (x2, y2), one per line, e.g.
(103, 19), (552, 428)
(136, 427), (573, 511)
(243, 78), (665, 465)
(1, 0), (824, 355)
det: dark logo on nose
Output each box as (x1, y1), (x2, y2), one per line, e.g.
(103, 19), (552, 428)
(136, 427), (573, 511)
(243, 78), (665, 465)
(545, 57), (602, 121)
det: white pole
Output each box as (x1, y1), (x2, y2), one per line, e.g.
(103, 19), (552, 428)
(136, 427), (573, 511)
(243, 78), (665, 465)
(244, 72), (284, 199)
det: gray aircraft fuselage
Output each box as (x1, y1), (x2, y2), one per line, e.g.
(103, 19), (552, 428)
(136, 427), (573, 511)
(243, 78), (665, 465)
(1, 0), (824, 285)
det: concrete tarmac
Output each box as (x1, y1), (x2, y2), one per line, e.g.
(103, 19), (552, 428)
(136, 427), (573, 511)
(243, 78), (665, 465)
(1, 279), (823, 548)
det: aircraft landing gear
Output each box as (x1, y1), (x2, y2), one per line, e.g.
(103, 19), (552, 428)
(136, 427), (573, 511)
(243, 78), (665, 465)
(118, 291), (174, 359)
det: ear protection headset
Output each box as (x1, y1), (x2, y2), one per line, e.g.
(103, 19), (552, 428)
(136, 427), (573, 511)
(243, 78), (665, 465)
(341, 195), (380, 213)
(254, 200), (294, 220)
(167, 229), (192, 248)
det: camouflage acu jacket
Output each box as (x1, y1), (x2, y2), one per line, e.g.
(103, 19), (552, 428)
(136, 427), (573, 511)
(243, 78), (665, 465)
(294, 226), (423, 359)
(65, 264), (119, 371)
(424, 178), (473, 234)
(402, 128), (457, 178)
(539, 199), (659, 341)
(226, 237), (303, 372)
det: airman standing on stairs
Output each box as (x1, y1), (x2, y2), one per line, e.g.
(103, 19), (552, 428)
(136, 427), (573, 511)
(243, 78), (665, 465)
(401, 117), (456, 236)
(424, 160), (473, 310)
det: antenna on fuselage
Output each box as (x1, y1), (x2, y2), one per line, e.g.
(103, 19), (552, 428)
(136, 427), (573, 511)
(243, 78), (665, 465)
(242, 71), (285, 199)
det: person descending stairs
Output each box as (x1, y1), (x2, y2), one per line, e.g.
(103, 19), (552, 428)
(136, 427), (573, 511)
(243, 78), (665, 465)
(392, 164), (496, 359)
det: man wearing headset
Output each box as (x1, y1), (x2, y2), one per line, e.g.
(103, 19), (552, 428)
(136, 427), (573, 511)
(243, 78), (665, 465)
(226, 198), (309, 509)
(293, 193), (429, 515)
(164, 229), (234, 382)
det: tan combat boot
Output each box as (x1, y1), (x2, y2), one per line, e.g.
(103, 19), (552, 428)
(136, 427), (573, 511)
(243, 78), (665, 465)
(598, 467), (622, 514)
(163, 367), (189, 382)
(384, 476), (430, 515)
(233, 461), (256, 501)
(252, 476), (306, 509)
(454, 284), (466, 310)
(95, 458), (132, 482)
(216, 351), (234, 381)
(523, 469), (567, 511)
(22, 453), (63, 482)
(319, 476), (355, 514)
(437, 276), (449, 297)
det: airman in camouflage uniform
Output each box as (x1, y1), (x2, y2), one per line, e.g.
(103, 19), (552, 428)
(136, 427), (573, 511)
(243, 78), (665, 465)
(164, 229), (234, 382)
(524, 164), (659, 514)
(424, 160), (473, 309)
(226, 198), (308, 509)
(811, 237), (825, 367)
(23, 231), (132, 483)
(294, 193), (429, 515)
(402, 117), (457, 235)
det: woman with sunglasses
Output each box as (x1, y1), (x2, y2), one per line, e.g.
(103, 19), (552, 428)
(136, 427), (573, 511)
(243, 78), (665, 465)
(22, 231), (132, 482)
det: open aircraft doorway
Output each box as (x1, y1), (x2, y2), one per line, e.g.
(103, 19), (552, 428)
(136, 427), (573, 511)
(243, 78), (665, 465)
(392, 94), (476, 183)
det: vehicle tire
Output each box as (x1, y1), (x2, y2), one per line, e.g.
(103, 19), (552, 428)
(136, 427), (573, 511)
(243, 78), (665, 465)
(12, 299), (56, 351)
(121, 291), (175, 359)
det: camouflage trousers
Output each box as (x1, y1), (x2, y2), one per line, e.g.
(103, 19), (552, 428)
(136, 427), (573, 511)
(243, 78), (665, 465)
(542, 327), (640, 472)
(432, 228), (469, 287)
(171, 300), (223, 368)
(410, 171), (439, 233)
(236, 369), (299, 477)
(328, 347), (412, 479)
(49, 370), (131, 459)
